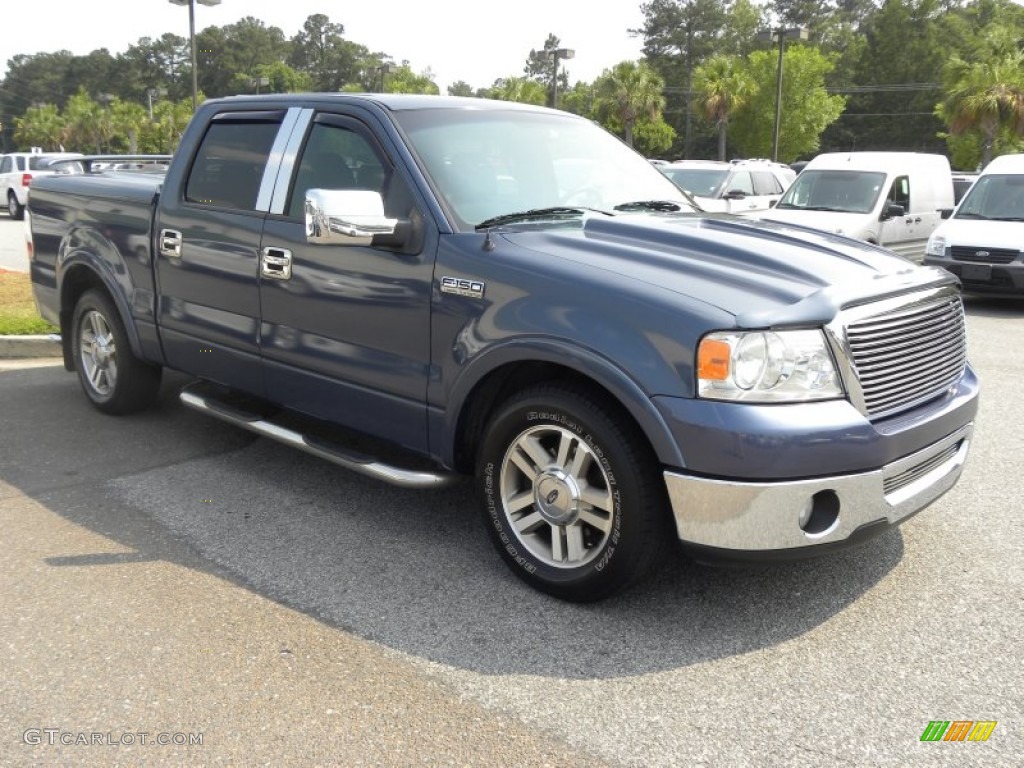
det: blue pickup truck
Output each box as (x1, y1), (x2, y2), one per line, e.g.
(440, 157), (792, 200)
(29, 95), (978, 601)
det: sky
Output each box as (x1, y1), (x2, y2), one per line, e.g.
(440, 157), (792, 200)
(0, 1), (647, 92)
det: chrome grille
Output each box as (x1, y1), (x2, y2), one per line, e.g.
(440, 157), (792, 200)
(846, 296), (966, 418)
(883, 441), (961, 496)
(951, 246), (1018, 264)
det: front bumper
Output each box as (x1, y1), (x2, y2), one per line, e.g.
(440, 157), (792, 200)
(665, 422), (972, 559)
(925, 254), (1024, 296)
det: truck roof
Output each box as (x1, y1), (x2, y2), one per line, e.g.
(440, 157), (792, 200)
(205, 93), (553, 113)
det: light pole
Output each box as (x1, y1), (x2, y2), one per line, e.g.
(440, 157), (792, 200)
(758, 26), (808, 162)
(169, 0), (222, 111)
(547, 47), (575, 110)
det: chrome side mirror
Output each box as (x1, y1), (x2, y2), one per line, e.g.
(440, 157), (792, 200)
(305, 189), (398, 246)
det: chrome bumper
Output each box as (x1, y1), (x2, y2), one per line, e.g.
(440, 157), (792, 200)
(665, 423), (973, 552)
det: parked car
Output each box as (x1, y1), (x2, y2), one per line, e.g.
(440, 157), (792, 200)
(659, 159), (795, 214)
(952, 172), (979, 205)
(762, 152), (955, 263)
(925, 153), (1024, 295)
(0, 151), (83, 219)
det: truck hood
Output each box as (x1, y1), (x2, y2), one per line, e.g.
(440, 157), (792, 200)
(502, 213), (953, 327)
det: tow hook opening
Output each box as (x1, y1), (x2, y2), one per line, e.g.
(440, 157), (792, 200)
(799, 490), (840, 537)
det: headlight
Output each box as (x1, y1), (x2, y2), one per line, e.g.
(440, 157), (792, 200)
(697, 330), (844, 402)
(925, 236), (946, 258)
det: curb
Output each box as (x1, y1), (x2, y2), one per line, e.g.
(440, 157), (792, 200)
(0, 334), (62, 359)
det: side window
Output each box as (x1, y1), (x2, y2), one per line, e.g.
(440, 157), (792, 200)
(752, 171), (783, 195)
(726, 171), (754, 196)
(185, 119), (280, 211)
(287, 122), (392, 220)
(887, 176), (910, 210)
(0, 156), (11, 173)
(16, 156), (26, 171)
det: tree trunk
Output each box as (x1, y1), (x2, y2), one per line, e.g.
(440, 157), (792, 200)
(718, 121), (727, 161)
(625, 121), (635, 148)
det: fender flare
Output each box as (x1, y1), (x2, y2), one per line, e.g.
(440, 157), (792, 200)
(58, 249), (146, 361)
(439, 338), (686, 470)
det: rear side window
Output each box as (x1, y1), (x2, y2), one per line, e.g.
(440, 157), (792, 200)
(0, 157), (10, 173)
(726, 171), (754, 195)
(185, 120), (280, 211)
(752, 171), (783, 195)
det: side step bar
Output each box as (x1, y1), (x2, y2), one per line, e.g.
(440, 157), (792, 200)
(179, 383), (459, 490)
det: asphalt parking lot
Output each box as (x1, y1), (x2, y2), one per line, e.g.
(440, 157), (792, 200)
(0, 214), (1021, 766)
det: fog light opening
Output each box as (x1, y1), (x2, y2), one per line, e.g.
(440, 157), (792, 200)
(800, 490), (840, 537)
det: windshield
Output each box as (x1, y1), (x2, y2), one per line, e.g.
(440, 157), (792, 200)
(955, 174), (1024, 221)
(661, 167), (729, 197)
(776, 169), (886, 214)
(392, 107), (692, 230)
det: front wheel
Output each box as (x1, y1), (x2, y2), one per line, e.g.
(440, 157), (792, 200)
(7, 191), (24, 220)
(477, 384), (672, 602)
(72, 289), (161, 414)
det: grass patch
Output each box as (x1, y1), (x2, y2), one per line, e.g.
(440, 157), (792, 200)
(0, 270), (59, 335)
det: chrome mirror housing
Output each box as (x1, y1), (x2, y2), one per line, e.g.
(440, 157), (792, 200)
(305, 189), (398, 246)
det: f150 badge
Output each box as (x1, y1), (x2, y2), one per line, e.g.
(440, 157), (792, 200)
(440, 276), (485, 299)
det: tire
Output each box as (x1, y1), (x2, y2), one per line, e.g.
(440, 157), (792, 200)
(477, 383), (672, 602)
(7, 191), (25, 220)
(71, 289), (161, 414)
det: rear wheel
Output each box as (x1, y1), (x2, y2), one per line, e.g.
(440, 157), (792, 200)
(72, 289), (161, 414)
(7, 191), (24, 220)
(477, 383), (672, 602)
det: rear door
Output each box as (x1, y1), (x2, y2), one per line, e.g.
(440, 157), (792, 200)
(154, 109), (286, 394)
(257, 108), (438, 452)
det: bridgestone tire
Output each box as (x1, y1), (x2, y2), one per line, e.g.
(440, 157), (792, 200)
(72, 289), (161, 415)
(477, 383), (672, 602)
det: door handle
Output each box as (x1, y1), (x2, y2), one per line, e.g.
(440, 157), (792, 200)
(261, 247), (292, 280)
(159, 229), (182, 258)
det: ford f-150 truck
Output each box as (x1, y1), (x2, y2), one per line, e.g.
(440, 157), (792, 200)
(29, 94), (979, 601)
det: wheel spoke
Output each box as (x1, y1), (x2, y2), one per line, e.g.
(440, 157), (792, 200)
(106, 358), (117, 386)
(580, 484), (613, 513)
(566, 523), (585, 563)
(568, 445), (591, 479)
(520, 435), (552, 470)
(550, 525), (566, 562)
(506, 490), (534, 514)
(555, 431), (573, 469)
(88, 363), (103, 389)
(89, 312), (104, 338)
(578, 508), (612, 534)
(513, 511), (546, 535)
(510, 447), (539, 482)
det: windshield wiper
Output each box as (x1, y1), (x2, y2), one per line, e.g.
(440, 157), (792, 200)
(955, 212), (990, 219)
(613, 200), (684, 212)
(475, 207), (606, 230)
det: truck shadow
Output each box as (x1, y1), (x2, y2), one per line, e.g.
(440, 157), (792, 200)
(962, 295), (1024, 318)
(5, 367), (903, 680)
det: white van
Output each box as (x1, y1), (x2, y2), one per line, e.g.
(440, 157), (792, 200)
(762, 152), (955, 262)
(924, 153), (1024, 295)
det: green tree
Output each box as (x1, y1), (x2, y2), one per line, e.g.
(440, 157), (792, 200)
(633, 117), (678, 156)
(593, 61), (667, 147)
(938, 43), (1024, 167)
(384, 64), (440, 95)
(693, 54), (752, 160)
(195, 17), (289, 97)
(523, 33), (570, 107)
(489, 77), (548, 105)
(110, 100), (149, 153)
(730, 46), (846, 162)
(288, 14), (365, 91)
(447, 81), (475, 97)
(13, 104), (66, 150)
(560, 82), (597, 118)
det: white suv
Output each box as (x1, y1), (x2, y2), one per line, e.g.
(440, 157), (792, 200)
(659, 159), (795, 214)
(1, 150), (83, 219)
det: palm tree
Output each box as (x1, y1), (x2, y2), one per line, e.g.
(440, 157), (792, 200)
(593, 61), (666, 148)
(694, 55), (751, 161)
(940, 49), (1024, 168)
(489, 77), (547, 106)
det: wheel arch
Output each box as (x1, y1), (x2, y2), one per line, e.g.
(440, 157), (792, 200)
(443, 341), (685, 475)
(59, 255), (145, 371)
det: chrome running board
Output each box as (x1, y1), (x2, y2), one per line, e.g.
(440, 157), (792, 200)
(179, 382), (459, 490)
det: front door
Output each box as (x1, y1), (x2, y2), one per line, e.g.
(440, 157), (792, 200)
(257, 110), (437, 453)
(878, 175), (923, 261)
